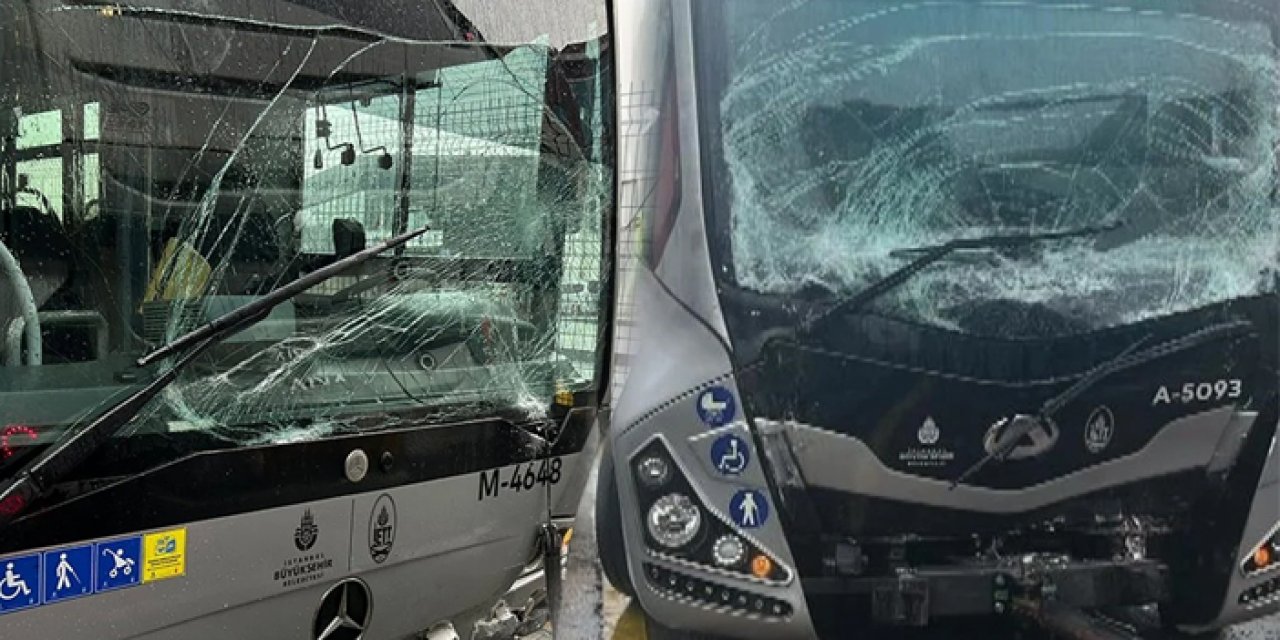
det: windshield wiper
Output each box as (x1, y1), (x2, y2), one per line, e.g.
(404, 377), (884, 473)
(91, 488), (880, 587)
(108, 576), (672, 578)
(0, 225), (429, 528)
(948, 318), (1255, 489)
(802, 221), (1122, 335)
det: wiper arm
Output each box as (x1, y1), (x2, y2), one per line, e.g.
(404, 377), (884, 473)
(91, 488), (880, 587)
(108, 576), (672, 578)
(948, 319), (1255, 489)
(138, 226), (428, 367)
(803, 221), (1122, 335)
(0, 225), (428, 528)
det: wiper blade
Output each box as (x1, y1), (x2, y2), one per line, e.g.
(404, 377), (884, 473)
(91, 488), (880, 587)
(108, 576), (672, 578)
(948, 318), (1254, 489)
(0, 225), (428, 528)
(803, 221), (1122, 335)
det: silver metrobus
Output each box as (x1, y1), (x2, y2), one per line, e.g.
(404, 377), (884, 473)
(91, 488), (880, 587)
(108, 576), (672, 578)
(599, 1), (1280, 637)
(0, 1), (615, 638)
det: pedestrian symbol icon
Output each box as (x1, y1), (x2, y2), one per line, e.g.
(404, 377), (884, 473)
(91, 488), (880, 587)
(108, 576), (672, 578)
(43, 544), (92, 603)
(696, 386), (736, 427)
(55, 555), (77, 590)
(729, 489), (769, 529)
(95, 537), (141, 592)
(0, 553), (39, 613)
(710, 434), (750, 475)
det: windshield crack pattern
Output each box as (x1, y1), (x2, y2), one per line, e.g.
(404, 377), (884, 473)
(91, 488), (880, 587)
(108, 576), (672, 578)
(719, 0), (1279, 338)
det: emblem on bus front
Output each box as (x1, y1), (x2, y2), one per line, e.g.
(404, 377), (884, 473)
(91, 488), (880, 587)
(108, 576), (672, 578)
(1084, 406), (1115, 454)
(295, 509), (320, 552)
(918, 417), (941, 445)
(345, 449), (369, 483)
(368, 494), (396, 564)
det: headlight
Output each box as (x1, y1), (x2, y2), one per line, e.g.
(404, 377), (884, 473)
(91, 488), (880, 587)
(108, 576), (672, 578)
(647, 493), (701, 549)
(712, 534), (746, 568)
(636, 455), (671, 488)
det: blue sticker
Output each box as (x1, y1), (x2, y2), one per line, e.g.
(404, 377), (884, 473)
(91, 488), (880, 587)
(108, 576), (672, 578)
(43, 545), (92, 604)
(0, 553), (40, 613)
(95, 537), (141, 592)
(710, 434), (750, 475)
(729, 489), (769, 529)
(696, 386), (736, 427)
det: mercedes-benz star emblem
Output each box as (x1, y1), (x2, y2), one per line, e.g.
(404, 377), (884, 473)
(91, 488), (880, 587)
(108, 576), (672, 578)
(313, 578), (372, 640)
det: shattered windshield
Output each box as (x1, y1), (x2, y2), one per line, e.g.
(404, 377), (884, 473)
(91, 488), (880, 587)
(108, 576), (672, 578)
(0, 1), (611, 471)
(698, 0), (1279, 338)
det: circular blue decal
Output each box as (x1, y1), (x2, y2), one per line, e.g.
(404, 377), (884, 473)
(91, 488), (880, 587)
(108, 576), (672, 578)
(709, 434), (750, 476)
(729, 488), (769, 529)
(696, 386), (736, 427)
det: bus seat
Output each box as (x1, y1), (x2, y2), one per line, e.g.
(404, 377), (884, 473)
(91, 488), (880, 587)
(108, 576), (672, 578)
(0, 206), (74, 309)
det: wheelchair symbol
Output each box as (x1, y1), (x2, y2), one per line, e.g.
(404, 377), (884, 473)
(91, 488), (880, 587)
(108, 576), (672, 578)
(710, 434), (750, 475)
(0, 562), (31, 601)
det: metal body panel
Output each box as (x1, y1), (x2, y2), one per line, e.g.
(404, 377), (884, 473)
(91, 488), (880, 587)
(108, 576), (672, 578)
(555, 410), (606, 518)
(608, 269), (814, 637)
(606, 6), (815, 620)
(646, 1), (731, 347)
(1193, 430), (1280, 631)
(0, 453), (583, 639)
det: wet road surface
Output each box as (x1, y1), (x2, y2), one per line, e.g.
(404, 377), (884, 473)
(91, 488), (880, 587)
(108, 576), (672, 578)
(601, 594), (1280, 640)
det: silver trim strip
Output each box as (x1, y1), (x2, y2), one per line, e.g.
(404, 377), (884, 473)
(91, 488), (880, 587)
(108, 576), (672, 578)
(1208, 411), (1259, 474)
(789, 406), (1240, 514)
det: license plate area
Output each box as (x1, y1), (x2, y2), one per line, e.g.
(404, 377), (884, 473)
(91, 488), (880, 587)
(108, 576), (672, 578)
(871, 577), (930, 626)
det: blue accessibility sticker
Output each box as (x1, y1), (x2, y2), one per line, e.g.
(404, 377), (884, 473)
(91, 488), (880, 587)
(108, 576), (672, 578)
(710, 434), (750, 475)
(696, 386), (736, 427)
(43, 545), (92, 604)
(0, 553), (41, 613)
(729, 489), (769, 529)
(95, 537), (141, 592)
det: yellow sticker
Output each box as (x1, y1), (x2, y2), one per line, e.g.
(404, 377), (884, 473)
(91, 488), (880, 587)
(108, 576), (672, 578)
(142, 528), (186, 583)
(555, 388), (574, 406)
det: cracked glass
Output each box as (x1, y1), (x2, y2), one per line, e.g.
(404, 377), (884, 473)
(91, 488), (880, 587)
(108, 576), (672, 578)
(698, 0), (1280, 339)
(0, 1), (612, 477)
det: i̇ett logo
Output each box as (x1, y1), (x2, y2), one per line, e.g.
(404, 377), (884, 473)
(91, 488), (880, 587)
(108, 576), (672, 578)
(1084, 406), (1115, 454)
(368, 494), (396, 563)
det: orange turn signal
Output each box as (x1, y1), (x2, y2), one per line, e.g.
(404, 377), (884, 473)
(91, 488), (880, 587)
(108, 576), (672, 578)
(750, 554), (773, 579)
(1256, 546), (1272, 568)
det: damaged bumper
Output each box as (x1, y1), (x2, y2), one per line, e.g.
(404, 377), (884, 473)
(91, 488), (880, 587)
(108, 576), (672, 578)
(806, 558), (1167, 626)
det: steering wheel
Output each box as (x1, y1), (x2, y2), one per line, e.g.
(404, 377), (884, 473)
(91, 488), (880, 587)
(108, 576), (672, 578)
(0, 238), (42, 366)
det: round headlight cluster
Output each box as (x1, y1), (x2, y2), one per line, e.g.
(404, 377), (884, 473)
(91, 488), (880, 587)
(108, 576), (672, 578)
(636, 455), (670, 488)
(646, 493), (702, 549)
(712, 534), (746, 568)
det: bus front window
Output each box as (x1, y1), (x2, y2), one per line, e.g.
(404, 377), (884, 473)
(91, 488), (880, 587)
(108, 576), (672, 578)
(0, 2), (611, 477)
(696, 0), (1279, 339)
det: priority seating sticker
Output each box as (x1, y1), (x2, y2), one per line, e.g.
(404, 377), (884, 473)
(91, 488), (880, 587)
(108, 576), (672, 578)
(142, 528), (186, 583)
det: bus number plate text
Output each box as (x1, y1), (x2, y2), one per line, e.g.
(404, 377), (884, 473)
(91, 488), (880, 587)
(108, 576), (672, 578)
(478, 458), (563, 501)
(1151, 380), (1243, 406)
